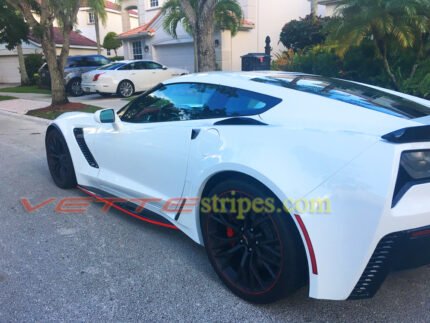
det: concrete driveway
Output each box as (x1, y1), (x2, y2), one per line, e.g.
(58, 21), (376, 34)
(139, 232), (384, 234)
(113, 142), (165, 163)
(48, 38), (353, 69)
(0, 112), (429, 322)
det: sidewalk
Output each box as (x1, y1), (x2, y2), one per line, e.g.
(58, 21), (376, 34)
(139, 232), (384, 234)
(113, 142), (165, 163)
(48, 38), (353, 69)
(0, 99), (49, 114)
(0, 91), (128, 111)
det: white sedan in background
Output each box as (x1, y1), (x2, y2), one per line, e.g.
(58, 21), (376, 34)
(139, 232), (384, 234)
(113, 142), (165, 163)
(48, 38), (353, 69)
(81, 60), (188, 98)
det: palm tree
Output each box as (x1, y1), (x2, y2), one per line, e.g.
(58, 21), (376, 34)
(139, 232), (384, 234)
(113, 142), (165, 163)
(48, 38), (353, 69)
(328, 0), (430, 90)
(83, 0), (107, 55)
(162, 0), (243, 72)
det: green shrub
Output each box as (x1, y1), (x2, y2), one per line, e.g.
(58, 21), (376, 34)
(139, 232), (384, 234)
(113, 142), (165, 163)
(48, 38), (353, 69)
(280, 15), (336, 52)
(401, 60), (430, 99)
(24, 54), (44, 85)
(281, 48), (341, 78)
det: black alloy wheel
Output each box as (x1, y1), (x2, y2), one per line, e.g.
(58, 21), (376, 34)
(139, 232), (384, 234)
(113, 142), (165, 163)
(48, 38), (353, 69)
(68, 78), (84, 97)
(45, 128), (77, 189)
(201, 178), (307, 303)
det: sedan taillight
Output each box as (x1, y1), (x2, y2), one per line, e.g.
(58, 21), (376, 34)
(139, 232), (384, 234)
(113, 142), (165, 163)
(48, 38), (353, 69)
(93, 73), (104, 81)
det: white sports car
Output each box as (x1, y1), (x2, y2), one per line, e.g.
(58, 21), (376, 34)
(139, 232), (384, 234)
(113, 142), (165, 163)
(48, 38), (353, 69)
(81, 60), (188, 98)
(45, 72), (430, 303)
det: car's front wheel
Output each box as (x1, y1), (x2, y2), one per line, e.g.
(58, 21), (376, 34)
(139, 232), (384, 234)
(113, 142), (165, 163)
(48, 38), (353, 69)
(45, 128), (77, 189)
(67, 78), (84, 97)
(117, 80), (135, 98)
(201, 178), (307, 303)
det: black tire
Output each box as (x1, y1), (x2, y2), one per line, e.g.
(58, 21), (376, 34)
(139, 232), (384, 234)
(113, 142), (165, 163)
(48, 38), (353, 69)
(45, 128), (77, 189)
(117, 80), (135, 98)
(201, 178), (307, 303)
(67, 78), (84, 97)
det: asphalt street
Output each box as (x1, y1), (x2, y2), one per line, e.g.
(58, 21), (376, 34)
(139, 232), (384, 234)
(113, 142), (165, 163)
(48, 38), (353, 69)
(0, 112), (429, 322)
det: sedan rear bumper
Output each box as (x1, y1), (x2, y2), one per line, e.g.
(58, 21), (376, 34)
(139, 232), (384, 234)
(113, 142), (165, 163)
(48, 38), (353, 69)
(81, 82), (116, 94)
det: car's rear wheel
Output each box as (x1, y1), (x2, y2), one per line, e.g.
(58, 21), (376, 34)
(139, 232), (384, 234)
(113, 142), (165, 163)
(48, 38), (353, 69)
(201, 178), (306, 303)
(117, 80), (135, 98)
(45, 128), (77, 189)
(67, 78), (84, 97)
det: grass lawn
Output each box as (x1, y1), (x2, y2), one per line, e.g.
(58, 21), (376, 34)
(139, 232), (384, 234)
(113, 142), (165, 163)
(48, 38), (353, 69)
(0, 95), (17, 101)
(27, 103), (101, 120)
(0, 85), (51, 95)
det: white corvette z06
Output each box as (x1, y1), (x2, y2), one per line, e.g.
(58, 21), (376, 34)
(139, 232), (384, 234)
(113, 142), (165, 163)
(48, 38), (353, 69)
(45, 72), (430, 303)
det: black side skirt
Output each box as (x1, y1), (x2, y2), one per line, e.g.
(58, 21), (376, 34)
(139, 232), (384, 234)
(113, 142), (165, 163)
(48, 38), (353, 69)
(78, 185), (178, 230)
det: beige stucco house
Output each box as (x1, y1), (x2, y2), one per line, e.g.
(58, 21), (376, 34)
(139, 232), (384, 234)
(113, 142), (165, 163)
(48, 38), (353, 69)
(119, 0), (317, 72)
(75, 0), (139, 57)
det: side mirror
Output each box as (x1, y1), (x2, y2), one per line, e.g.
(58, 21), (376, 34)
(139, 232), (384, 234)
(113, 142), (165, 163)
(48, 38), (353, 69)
(94, 109), (116, 124)
(162, 65), (168, 70)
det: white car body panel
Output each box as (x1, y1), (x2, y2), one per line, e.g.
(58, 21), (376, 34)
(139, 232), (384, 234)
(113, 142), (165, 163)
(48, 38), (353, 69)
(81, 60), (188, 95)
(49, 71), (430, 301)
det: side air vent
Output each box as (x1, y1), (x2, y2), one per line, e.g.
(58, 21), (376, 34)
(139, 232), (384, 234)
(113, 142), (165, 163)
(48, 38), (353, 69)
(349, 233), (402, 300)
(73, 128), (99, 168)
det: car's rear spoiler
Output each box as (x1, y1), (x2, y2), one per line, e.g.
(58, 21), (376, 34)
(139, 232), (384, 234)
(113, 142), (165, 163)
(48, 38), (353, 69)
(382, 125), (430, 143)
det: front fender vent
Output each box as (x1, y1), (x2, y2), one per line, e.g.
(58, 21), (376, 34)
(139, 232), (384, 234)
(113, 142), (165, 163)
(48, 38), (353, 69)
(73, 128), (99, 168)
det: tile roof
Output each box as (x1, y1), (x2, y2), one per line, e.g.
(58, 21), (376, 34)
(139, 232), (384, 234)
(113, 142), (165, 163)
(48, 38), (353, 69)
(29, 27), (98, 48)
(104, 0), (121, 11)
(119, 11), (161, 38)
(119, 12), (255, 39)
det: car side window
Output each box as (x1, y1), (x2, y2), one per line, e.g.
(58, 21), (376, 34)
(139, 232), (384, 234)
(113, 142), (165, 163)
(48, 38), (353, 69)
(132, 62), (146, 70)
(119, 83), (217, 123)
(118, 83), (282, 123)
(66, 57), (81, 68)
(118, 63), (133, 71)
(144, 62), (163, 70)
(207, 86), (282, 117)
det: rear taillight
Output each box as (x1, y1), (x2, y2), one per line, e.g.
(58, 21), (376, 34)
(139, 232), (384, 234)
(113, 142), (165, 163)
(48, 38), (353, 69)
(411, 229), (430, 238)
(93, 73), (104, 81)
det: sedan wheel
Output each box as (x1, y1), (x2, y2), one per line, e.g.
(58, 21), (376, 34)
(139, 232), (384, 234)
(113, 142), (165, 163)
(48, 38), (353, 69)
(118, 80), (135, 98)
(45, 129), (77, 189)
(201, 178), (307, 303)
(68, 78), (84, 97)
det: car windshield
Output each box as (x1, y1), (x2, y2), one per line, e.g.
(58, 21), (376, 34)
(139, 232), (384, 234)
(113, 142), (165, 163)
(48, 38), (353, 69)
(98, 63), (126, 70)
(252, 75), (430, 119)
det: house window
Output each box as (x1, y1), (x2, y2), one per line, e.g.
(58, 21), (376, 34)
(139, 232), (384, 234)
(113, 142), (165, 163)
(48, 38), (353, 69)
(88, 12), (95, 24)
(107, 49), (111, 56)
(132, 41), (143, 60)
(149, 0), (159, 8)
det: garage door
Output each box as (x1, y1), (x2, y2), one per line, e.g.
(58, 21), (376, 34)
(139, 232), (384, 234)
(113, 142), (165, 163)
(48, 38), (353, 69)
(0, 56), (20, 83)
(154, 43), (195, 73)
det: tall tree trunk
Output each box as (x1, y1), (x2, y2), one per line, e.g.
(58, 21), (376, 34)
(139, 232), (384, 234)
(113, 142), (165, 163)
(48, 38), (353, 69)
(94, 13), (102, 55)
(16, 43), (30, 85)
(41, 28), (68, 105)
(193, 35), (198, 73)
(196, 22), (216, 72)
(311, 0), (318, 21)
(179, 0), (217, 72)
(195, 1), (216, 72)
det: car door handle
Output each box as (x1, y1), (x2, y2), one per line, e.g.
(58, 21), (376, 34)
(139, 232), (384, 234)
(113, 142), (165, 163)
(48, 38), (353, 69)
(191, 129), (200, 140)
